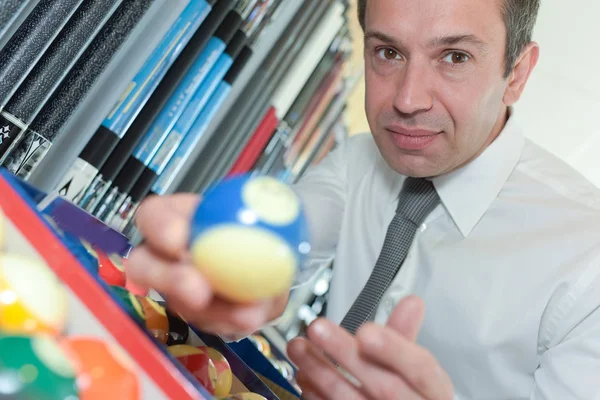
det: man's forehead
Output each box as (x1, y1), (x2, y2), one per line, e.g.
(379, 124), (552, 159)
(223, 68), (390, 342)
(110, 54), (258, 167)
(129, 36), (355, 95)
(364, 0), (504, 44)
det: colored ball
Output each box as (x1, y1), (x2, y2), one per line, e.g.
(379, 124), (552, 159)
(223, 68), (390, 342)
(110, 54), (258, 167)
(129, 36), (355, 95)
(0, 335), (79, 400)
(168, 345), (217, 394)
(138, 297), (169, 344)
(199, 346), (232, 397)
(108, 286), (146, 327)
(219, 393), (267, 400)
(63, 336), (140, 400)
(158, 302), (189, 346)
(190, 174), (311, 303)
(0, 253), (68, 336)
(97, 250), (126, 287)
(61, 235), (99, 275)
(248, 335), (271, 358)
(0, 209), (4, 250)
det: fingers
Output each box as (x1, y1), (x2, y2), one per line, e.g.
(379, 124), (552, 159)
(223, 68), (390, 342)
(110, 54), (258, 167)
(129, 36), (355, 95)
(134, 193), (200, 259)
(385, 295), (425, 342)
(126, 245), (212, 311)
(357, 324), (454, 400)
(306, 318), (414, 399)
(296, 370), (326, 400)
(188, 298), (272, 336)
(287, 337), (366, 400)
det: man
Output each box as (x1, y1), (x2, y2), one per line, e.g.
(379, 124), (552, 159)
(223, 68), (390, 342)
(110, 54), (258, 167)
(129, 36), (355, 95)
(127, 0), (600, 398)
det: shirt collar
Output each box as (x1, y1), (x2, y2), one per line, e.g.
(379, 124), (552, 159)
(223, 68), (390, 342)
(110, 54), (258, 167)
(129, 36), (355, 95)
(432, 109), (525, 237)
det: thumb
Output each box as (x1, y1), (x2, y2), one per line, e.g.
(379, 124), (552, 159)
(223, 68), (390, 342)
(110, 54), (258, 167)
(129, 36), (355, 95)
(386, 295), (425, 342)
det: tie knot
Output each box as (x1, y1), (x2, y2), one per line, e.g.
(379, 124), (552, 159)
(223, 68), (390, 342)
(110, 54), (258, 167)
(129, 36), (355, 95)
(396, 177), (440, 225)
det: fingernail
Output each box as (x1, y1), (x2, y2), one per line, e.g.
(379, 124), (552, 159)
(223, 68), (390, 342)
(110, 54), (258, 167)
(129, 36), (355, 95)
(302, 390), (318, 400)
(309, 320), (330, 340)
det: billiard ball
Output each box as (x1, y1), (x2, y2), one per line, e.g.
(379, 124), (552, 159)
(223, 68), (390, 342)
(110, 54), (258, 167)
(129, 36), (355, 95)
(0, 209), (4, 249)
(190, 174), (311, 303)
(108, 286), (146, 327)
(168, 344), (217, 394)
(138, 296), (169, 344)
(96, 250), (126, 287)
(219, 393), (267, 400)
(248, 335), (272, 358)
(199, 346), (232, 397)
(0, 253), (68, 336)
(63, 336), (139, 399)
(164, 308), (189, 346)
(0, 335), (79, 400)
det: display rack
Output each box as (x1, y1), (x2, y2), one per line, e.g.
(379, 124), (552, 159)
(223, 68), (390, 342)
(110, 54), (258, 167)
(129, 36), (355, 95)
(0, 0), (365, 395)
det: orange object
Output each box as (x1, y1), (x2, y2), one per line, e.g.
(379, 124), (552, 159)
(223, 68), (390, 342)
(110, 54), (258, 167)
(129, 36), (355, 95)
(199, 346), (233, 397)
(96, 250), (126, 287)
(139, 297), (169, 344)
(169, 344), (217, 394)
(63, 336), (140, 400)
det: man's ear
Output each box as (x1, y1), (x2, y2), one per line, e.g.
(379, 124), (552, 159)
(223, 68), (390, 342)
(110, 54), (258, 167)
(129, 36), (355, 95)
(503, 42), (540, 106)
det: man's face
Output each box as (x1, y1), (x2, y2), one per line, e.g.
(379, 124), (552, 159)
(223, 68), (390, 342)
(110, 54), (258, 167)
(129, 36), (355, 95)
(364, 0), (512, 177)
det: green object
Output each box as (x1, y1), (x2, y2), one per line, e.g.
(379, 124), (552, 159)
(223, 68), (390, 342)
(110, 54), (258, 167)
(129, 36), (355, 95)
(109, 285), (146, 326)
(0, 335), (79, 400)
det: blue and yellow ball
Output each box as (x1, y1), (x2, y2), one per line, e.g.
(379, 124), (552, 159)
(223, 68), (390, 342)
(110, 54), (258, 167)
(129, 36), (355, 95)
(190, 174), (311, 303)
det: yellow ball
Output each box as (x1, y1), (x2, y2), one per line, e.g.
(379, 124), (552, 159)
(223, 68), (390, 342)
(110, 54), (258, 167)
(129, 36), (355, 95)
(0, 253), (68, 336)
(191, 225), (296, 303)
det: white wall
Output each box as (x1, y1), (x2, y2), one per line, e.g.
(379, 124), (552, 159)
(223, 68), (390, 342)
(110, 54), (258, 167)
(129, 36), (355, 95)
(512, 0), (600, 187)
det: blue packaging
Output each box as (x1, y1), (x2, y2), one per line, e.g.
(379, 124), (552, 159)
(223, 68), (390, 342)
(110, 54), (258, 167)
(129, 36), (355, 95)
(102, 0), (211, 137)
(152, 80), (232, 194)
(148, 52), (233, 174)
(133, 36), (226, 164)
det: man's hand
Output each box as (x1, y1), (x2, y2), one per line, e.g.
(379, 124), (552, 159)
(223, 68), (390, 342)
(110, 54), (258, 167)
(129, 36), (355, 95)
(287, 296), (454, 399)
(125, 193), (288, 338)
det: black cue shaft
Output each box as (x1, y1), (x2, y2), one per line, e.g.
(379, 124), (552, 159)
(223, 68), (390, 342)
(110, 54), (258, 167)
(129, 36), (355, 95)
(1, 0), (155, 177)
(92, 0), (236, 187)
(0, 0), (31, 40)
(191, 0), (332, 192)
(0, 0), (85, 108)
(179, 0), (318, 193)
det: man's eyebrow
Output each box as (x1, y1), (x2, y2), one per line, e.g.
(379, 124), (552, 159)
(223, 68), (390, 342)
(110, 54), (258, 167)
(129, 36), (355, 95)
(365, 30), (488, 52)
(364, 30), (399, 45)
(429, 34), (488, 51)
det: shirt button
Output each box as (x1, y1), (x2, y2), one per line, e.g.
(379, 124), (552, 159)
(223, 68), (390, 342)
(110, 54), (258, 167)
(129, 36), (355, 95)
(420, 223), (427, 232)
(385, 299), (394, 312)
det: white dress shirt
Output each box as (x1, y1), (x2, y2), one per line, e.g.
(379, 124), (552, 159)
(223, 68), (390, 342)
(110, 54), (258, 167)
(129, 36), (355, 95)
(292, 112), (600, 399)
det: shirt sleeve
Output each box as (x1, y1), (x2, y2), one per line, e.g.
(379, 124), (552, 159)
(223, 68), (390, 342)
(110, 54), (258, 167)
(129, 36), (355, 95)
(531, 260), (600, 400)
(290, 138), (349, 286)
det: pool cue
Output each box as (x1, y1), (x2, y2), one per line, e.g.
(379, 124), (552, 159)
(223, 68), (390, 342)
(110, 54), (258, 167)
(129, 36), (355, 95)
(255, 31), (347, 175)
(1, 0), (155, 179)
(0, 0), (31, 40)
(0, 0), (84, 109)
(55, 0), (216, 203)
(231, 16), (346, 175)
(74, 0), (236, 213)
(0, 0), (84, 158)
(118, 0), (277, 208)
(113, 41), (256, 233)
(0, 0), (122, 178)
(93, 2), (254, 222)
(181, 0), (319, 193)
(195, 0), (342, 191)
(103, 0), (277, 230)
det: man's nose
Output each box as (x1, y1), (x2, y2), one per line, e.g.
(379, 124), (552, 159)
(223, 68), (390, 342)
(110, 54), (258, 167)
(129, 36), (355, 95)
(393, 61), (434, 115)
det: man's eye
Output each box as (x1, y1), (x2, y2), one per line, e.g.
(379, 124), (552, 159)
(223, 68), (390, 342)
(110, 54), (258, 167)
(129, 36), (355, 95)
(376, 48), (401, 61)
(442, 51), (470, 64)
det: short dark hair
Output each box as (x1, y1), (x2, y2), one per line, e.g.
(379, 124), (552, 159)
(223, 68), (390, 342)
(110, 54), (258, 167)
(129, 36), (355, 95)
(357, 0), (540, 77)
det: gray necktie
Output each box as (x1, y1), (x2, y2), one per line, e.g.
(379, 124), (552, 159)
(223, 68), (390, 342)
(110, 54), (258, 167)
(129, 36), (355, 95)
(340, 177), (440, 335)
